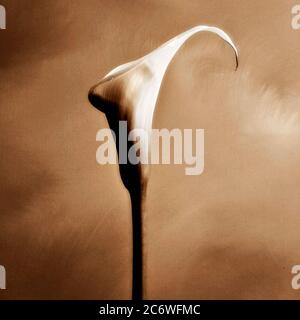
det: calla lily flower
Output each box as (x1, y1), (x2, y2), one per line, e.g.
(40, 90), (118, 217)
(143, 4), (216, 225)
(88, 25), (239, 300)
(89, 25), (238, 190)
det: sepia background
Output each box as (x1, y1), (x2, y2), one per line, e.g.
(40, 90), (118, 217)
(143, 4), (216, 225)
(0, 0), (300, 299)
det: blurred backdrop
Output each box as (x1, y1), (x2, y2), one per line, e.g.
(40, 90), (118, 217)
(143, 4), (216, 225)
(0, 0), (300, 299)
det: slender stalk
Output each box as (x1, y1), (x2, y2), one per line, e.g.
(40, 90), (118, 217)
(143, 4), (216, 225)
(130, 189), (144, 300)
(104, 111), (148, 300)
(124, 159), (147, 300)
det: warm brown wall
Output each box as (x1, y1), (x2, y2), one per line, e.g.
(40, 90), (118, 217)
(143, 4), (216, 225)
(0, 0), (300, 299)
